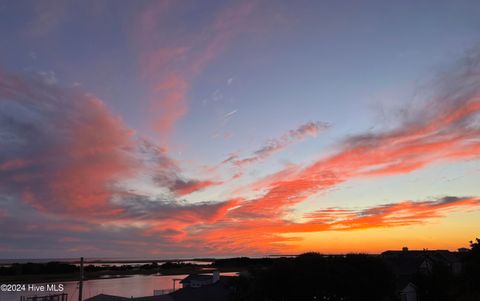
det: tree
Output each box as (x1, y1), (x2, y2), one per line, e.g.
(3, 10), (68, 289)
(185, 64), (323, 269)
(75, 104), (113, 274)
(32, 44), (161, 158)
(464, 238), (480, 293)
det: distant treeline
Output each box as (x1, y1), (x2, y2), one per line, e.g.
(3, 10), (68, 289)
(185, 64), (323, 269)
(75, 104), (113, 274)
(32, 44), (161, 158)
(0, 262), (78, 276)
(213, 257), (274, 267)
(0, 261), (195, 276)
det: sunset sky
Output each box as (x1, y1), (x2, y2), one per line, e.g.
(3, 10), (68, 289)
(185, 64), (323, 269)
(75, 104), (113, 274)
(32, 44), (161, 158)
(0, 0), (479, 259)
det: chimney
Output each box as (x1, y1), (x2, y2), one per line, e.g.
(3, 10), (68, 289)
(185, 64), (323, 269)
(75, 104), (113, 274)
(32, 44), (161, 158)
(212, 271), (220, 283)
(402, 247), (409, 252)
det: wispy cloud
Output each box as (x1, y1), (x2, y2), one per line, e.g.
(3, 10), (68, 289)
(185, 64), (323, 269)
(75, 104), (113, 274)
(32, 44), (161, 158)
(25, 0), (68, 37)
(225, 121), (330, 168)
(303, 196), (480, 231)
(224, 109), (238, 118)
(133, 1), (257, 140)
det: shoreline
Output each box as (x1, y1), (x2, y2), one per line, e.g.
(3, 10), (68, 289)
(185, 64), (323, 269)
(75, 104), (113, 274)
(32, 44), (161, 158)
(0, 266), (242, 284)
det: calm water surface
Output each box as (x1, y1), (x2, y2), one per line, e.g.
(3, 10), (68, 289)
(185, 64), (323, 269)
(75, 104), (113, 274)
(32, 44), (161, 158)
(0, 273), (237, 301)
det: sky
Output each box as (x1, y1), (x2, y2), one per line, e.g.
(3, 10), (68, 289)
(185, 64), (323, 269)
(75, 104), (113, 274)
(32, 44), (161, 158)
(0, 0), (479, 259)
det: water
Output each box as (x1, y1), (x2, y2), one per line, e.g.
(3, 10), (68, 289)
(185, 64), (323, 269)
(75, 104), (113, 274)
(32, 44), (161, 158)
(0, 273), (238, 301)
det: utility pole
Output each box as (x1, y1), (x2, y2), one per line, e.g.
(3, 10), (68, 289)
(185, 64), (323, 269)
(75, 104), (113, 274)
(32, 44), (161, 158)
(79, 257), (84, 301)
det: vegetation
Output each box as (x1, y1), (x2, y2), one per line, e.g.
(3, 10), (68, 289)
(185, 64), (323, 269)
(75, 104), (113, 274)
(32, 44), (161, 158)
(456, 238), (480, 300)
(0, 262), (77, 276)
(231, 253), (395, 301)
(214, 257), (274, 268)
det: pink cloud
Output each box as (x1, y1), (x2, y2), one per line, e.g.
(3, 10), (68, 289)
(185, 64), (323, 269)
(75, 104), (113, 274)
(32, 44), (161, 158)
(0, 69), (222, 220)
(0, 75), (136, 216)
(150, 75), (188, 136)
(133, 1), (258, 139)
(0, 159), (31, 171)
(172, 179), (223, 196)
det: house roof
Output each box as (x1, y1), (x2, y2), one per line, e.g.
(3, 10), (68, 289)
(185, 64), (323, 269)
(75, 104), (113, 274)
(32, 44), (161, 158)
(180, 274), (213, 283)
(85, 293), (174, 301)
(383, 256), (427, 276)
(84, 294), (129, 301)
(382, 249), (460, 270)
(132, 295), (174, 301)
(169, 281), (232, 301)
(400, 282), (417, 293)
(432, 250), (460, 264)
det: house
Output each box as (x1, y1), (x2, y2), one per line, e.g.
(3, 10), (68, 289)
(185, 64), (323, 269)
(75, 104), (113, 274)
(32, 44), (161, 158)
(180, 271), (220, 288)
(381, 248), (462, 301)
(381, 248), (462, 275)
(432, 250), (462, 275)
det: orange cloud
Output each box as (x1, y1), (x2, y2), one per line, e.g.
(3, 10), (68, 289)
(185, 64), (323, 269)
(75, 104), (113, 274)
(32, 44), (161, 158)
(303, 196), (480, 231)
(185, 196), (480, 255)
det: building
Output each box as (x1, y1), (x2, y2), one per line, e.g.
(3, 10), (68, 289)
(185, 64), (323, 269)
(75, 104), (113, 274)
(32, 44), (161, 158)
(382, 248), (463, 301)
(180, 271), (220, 288)
(382, 248), (462, 275)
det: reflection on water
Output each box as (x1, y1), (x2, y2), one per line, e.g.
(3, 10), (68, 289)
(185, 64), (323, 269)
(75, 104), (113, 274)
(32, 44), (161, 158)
(0, 273), (238, 301)
(0, 274), (182, 301)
